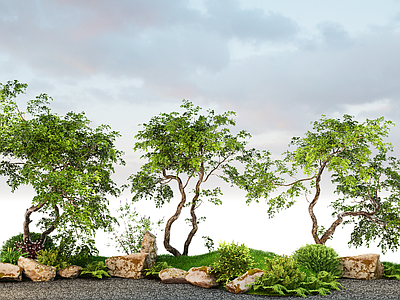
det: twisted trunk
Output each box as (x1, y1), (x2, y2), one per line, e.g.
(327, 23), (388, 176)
(23, 202), (60, 246)
(183, 162), (204, 256)
(163, 170), (186, 257)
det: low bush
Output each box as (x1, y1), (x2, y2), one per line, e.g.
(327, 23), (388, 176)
(292, 244), (342, 278)
(210, 240), (255, 285)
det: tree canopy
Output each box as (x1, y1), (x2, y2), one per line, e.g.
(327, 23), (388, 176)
(227, 114), (400, 254)
(126, 100), (255, 256)
(0, 80), (126, 253)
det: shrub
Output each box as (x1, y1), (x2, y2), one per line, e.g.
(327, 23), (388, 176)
(37, 248), (70, 271)
(248, 254), (343, 297)
(80, 261), (110, 279)
(292, 244), (342, 278)
(210, 240), (255, 285)
(0, 248), (28, 265)
(1, 232), (56, 260)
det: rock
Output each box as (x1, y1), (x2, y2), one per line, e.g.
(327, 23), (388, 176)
(58, 265), (83, 279)
(159, 268), (189, 283)
(339, 254), (384, 280)
(105, 253), (151, 279)
(17, 257), (56, 282)
(140, 231), (157, 269)
(185, 266), (219, 288)
(0, 263), (23, 281)
(225, 268), (265, 294)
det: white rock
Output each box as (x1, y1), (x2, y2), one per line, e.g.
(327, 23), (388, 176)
(0, 263), (23, 281)
(185, 266), (219, 288)
(225, 268), (264, 294)
(159, 268), (188, 283)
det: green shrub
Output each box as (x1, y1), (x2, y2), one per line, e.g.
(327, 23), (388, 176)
(248, 254), (343, 298)
(1, 232), (56, 255)
(210, 240), (255, 285)
(80, 261), (111, 279)
(0, 248), (28, 265)
(292, 244), (342, 278)
(37, 248), (70, 271)
(382, 262), (400, 280)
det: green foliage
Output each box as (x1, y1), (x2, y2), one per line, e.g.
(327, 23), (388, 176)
(248, 254), (343, 298)
(37, 248), (70, 271)
(53, 230), (98, 266)
(202, 236), (215, 253)
(0, 80), (126, 250)
(1, 232), (55, 254)
(0, 248), (28, 265)
(382, 262), (400, 280)
(292, 244), (342, 278)
(107, 198), (164, 255)
(143, 261), (173, 278)
(80, 261), (111, 279)
(211, 241), (255, 285)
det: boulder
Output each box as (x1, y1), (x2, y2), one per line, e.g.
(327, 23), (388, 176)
(159, 268), (188, 284)
(17, 257), (56, 282)
(339, 254), (384, 280)
(58, 265), (83, 279)
(140, 231), (157, 269)
(185, 266), (219, 288)
(105, 253), (151, 279)
(225, 268), (265, 294)
(0, 263), (23, 281)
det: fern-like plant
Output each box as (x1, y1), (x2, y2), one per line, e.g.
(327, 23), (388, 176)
(80, 261), (111, 279)
(382, 262), (400, 280)
(143, 261), (173, 278)
(248, 254), (343, 298)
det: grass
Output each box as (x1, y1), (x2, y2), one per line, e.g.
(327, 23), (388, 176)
(155, 248), (277, 271)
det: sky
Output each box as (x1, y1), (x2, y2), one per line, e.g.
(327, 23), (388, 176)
(1, 0), (400, 263)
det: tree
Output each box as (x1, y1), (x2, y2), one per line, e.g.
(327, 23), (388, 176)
(0, 80), (126, 254)
(227, 114), (400, 254)
(126, 100), (254, 257)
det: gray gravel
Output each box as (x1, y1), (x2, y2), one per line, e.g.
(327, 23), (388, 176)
(0, 277), (399, 300)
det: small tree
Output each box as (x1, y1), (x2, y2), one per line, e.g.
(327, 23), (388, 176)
(228, 114), (400, 254)
(0, 80), (126, 254)
(127, 100), (254, 257)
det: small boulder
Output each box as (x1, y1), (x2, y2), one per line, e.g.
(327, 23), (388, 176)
(185, 266), (219, 288)
(140, 231), (157, 269)
(159, 268), (188, 283)
(0, 263), (23, 281)
(58, 265), (83, 279)
(105, 253), (150, 279)
(339, 254), (384, 280)
(225, 268), (265, 294)
(18, 257), (56, 282)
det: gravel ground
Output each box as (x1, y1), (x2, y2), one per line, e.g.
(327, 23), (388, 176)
(0, 277), (399, 300)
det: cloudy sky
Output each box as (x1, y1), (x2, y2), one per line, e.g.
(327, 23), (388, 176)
(1, 0), (400, 263)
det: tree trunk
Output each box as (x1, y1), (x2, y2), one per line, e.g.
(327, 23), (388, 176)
(163, 173), (186, 257)
(23, 202), (59, 247)
(183, 163), (204, 256)
(309, 163), (326, 244)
